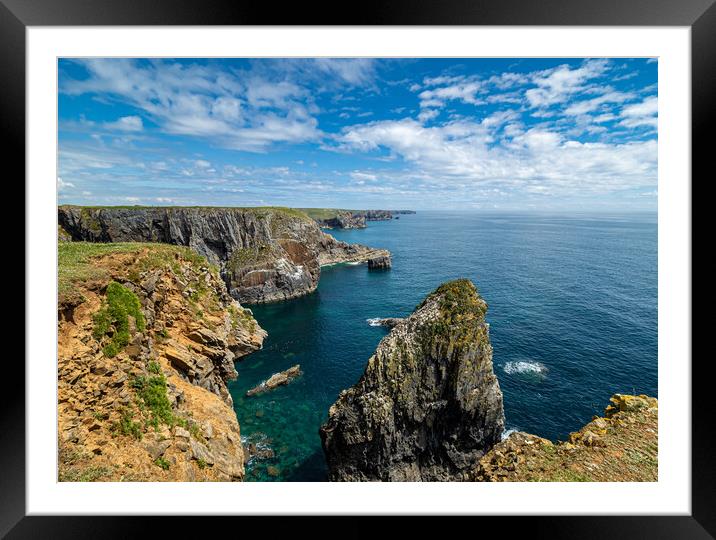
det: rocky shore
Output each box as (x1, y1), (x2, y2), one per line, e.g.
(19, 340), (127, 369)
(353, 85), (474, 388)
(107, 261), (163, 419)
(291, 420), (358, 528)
(58, 242), (266, 481)
(58, 206), (389, 304)
(471, 394), (658, 482)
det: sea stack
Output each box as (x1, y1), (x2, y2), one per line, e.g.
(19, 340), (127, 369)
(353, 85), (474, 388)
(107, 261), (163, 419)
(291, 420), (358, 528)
(319, 279), (504, 481)
(367, 255), (392, 270)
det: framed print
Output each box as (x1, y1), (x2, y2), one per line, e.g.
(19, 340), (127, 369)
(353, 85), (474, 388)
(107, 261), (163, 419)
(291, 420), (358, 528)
(5, 0), (710, 536)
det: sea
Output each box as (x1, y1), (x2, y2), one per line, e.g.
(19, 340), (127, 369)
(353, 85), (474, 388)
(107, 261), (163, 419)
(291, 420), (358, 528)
(227, 211), (658, 481)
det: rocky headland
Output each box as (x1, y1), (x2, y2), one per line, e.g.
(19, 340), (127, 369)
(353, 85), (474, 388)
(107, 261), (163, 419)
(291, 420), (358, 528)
(58, 206), (389, 304)
(58, 242), (266, 481)
(300, 208), (415, 229)
(320, 279), (505, 481)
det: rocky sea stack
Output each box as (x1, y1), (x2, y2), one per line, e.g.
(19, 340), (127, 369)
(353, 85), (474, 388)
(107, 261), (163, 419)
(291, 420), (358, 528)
(320, 279), (504, 481)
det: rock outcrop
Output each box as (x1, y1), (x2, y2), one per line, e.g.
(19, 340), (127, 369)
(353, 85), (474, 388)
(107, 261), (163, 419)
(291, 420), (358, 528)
(316, 211), (367, 230)
(58, 242), (266, 481)
(367, 317), (404, 329)
(471, 394), (658, 482)
(320, 279), (504, 481)
(311, 209), (415, 229)
(246, 365), (302, 397)
(367, 255), (392, 270)
(58, 206), (389, 304)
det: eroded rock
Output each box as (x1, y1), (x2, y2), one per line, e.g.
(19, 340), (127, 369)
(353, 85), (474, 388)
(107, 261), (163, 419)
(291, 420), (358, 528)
(320, 279), (504, 481)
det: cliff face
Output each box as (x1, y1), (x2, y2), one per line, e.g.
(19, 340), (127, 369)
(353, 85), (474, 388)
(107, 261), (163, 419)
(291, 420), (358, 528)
(58, 242), (266, 481)
(472, 394), (658, 482)
(58, 206), (389, 304)
(319, 279), (504, 481)
(316, 211), (367, 229)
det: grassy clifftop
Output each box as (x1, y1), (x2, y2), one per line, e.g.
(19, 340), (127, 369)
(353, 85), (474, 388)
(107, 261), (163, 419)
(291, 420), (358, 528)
(473, 394), (658, 482)
(58, 242), (210, 304)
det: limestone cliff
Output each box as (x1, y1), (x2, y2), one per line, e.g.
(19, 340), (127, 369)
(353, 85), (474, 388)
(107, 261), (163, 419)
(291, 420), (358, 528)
(58, 206), (389, 304)
(319, 279), (504, 481)
(58, 242), (266, 481)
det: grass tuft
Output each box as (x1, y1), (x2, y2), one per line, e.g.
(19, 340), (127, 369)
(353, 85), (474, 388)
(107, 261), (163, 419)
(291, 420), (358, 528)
(93, 281), (145, 358)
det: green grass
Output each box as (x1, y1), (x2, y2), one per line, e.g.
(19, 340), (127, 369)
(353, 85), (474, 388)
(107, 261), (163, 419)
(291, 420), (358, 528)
(59, 465), (114, 482)
(229, 304), (258, 333)
(93, 281), (145, 358)
(61, 204), (314, 222)
(417, 279), (488, 351)
(297, 208), (355, 220)
(58, 241), (213, 303)
(131, 373), (175, 430)
(148, 361), (161, 374)
(154, 457), (170, 470)
(111, 408), (143, 440)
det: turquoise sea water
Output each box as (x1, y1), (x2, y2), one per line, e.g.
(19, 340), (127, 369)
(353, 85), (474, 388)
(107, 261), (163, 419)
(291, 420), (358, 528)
(227, 211), (658, 481)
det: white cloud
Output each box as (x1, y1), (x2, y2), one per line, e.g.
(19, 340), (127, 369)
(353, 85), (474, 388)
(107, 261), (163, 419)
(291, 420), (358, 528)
(104, 115), (143, 132)
(564, 91), (635, 116)
(418, 109), (439, 123)
(60, 59), (321, 152)
(57, 177), (75, 191)
(619, 96), (658, 128)
(418, 80), (483, 108)
(525, 60), (608, 108)
(335, 115), (656, 195)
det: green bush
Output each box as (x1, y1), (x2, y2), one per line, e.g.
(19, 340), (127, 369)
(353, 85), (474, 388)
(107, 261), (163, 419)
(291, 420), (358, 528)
(112, 408), (142, 440)
(131, 373), (174, 429)
(93, 281), (145, 358)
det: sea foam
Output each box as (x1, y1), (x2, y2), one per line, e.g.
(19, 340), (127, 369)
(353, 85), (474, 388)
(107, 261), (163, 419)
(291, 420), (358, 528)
(503, 360), (548, 376)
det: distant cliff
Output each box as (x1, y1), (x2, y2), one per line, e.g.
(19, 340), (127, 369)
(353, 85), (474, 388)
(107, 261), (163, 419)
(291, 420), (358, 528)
(320, 279), (504, 481)
(58, 206), (390, 304)
(301, 208), (416, 229)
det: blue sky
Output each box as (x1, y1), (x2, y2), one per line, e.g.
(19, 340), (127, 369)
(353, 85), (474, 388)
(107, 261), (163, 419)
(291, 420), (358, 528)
(57, 58), (657, 211)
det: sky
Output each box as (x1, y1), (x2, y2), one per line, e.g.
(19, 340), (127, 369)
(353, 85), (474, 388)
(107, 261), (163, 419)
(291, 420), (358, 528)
(57, 58), (658, 211)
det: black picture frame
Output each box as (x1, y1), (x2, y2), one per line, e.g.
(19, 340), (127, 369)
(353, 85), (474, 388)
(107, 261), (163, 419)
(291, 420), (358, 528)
(4, 0), (709, 536)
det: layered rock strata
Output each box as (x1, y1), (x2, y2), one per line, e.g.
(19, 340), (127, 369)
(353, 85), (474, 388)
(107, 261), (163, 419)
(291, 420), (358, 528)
(58, 206), (389, 304)
(320, 279), (505, 481)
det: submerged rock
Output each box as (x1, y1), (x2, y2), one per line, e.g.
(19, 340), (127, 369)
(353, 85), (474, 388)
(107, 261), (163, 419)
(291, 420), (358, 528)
(320, 279), (504, 481)
(246, 365), (302, 397)
(367, 317), (404, 329)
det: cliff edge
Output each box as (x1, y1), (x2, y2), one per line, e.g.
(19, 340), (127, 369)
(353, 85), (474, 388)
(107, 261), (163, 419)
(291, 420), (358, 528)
(58, 206), (389, 304)
(320, 279), (505, 481)
(472, 394), (658, 482)
(58, 242), (266, 481)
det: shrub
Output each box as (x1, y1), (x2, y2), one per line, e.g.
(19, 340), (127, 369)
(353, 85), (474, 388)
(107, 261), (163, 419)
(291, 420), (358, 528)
(93, 281), (145, 358)
(131, 374), (174, 429)
(112, 408), (142, 440)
